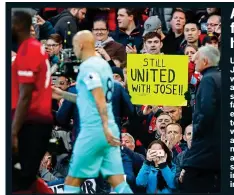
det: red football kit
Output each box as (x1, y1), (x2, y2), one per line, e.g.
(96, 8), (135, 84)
(12, 38), (53, 124)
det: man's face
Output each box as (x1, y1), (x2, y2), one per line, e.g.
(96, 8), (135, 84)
(194, 51), (206, 72)
(163, 106), (182, 122)
(57, 76), (70, 91)
(170, 11), (186, 32)
(166, 124), (182, 147)
(156, 114), (172, 135)
(183, 125), (192, 149)
(144, 36), (162, 54)
(113, 74), (122, 82)
(117, 9), (132, 29)
(46, 39), (61, 56)
(92, 21), (108, 42)
(122, 135), (135, 151)
(207, 8), (217, 15)
(184, 23), (200, 44)
(76, 8), (86, 23)
(207, 16), (220, 34)
(184, 46), (197, 62)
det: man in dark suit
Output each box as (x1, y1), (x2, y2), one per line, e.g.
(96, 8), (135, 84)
(182, 45), (221, 193)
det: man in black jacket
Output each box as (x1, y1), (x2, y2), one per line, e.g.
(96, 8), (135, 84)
(111, 8), (143, 53)
(162, 9), (186, 54)
(51, 8), (86, 46)
(182, 45), (221, 193)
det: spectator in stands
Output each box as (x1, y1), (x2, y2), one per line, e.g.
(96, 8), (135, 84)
(111, 8), (143, 53)
(199, 8), (220, 34)
(180, 21), (201, 53)
(46, 34), (63, 66)
(111, 79), (134, 131)
(143, 32), (163, 54)
(112, 67), (125, 86)
(52, 8), (87, 44)
(55, 76), (79, 139)
(39, 152), (64, 185)
(121, 133), (145, 192)
(56, 75), (70, 91)
(92, 18), (126, 66)
(174, 124), (192, 191)
(184, 45), (201, 86)
(155, 113), (173, 140)
(164, 123), (186, 162)
(47, 34), (63, 57)
(202, 33), (219, 49)
(162, 9), (186, 54)
(163, 106), (192, 133)
(143, 16), (166, 40)
(184, 44), (198, 62)
(136, 140), (176, 194)
(206, 14), (221, 35)
(163, 106), (182, 123)
(182, 46), (221, 193)
(140, 109), (172, 144)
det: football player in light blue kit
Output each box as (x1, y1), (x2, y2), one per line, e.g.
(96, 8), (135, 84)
(52, 31), (133, 194)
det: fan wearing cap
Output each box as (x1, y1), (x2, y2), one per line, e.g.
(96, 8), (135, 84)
(143, 16), (165, 40)
(202, 33), (219, 49)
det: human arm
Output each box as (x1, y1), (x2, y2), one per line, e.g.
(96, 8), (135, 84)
(159, 162), (176, 189)
(37, 15), (55, 40)
(56, 87), (77, 125)
(136, 161), (155, 187)
(91, 87), (120, 146)
(12, 84), (34, 152)
(52, 86), (77, 104)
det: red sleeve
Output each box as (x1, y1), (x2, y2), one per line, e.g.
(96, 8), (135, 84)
(17, 44), (41, 84)
(188, 62), (195, 83)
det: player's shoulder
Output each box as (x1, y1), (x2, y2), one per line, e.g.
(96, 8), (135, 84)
(18, 38), (44, 56)
(85, 56), (109, 68)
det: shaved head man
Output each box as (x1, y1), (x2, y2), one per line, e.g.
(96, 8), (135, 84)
(55, 30), (133, 193)
(72, 30), (96, 60)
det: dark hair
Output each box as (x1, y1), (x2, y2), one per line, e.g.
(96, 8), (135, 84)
(143, 32), (162, 42)
(171, 8), (186, 20)
(12, 11), (32, 33)
(148, 140), (172, 191)
(59, 74), (71, 84)
(93, 17), (109, 30)
(119, 8), (137, 17)
(48, 34), (63, 44)
(165, 123), (182, 134)
(185, 20), (200, 30)
(184, 44), (198, 53)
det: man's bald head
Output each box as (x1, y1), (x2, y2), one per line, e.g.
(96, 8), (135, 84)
(72, 30), (96, 59)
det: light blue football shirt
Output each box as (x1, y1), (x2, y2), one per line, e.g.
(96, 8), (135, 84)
(76, 56), (116, 132)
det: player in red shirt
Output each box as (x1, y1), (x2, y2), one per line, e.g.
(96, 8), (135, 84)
(11, 11), (53, 192)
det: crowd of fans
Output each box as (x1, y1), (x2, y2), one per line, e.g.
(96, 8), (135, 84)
(12, 7), (222, 194)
